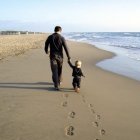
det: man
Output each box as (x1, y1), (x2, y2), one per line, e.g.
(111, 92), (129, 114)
(45, 26), (71, 90)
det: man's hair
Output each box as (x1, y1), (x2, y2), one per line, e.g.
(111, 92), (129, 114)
(54, 26), (62, 32)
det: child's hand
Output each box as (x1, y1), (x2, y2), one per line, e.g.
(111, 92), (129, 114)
(68, 58), (71, 62)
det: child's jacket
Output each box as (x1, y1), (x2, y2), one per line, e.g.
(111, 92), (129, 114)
(68, 61), (84, 78)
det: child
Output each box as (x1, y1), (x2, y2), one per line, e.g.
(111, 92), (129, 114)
(68, 59), (85, 93)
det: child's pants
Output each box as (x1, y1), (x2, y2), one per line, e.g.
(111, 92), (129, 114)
(72, 77), (81, 88)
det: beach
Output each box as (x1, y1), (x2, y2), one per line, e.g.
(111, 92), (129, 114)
(0, 34), (47, 60)
(0, 35), (140, 140)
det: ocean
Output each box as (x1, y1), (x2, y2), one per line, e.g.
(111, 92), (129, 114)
(63, 32), (140, 81)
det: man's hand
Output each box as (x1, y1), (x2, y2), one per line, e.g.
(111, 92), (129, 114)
(46, 51), (50, 54)
(68, 58), (71, 62)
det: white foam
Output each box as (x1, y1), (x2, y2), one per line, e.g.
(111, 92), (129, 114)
(64, 32), (140, 81)
(97, 56), (140, 81)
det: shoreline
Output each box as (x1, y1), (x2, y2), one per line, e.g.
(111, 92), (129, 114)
(97, 54), (140, 82)
(0, 35), (140, 140)
(66, 38), (140, 82)
(0, 34), (139, 83)
(93, 43), (140, 82)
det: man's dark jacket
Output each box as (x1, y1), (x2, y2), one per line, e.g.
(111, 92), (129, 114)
(45, 33), (70, 59)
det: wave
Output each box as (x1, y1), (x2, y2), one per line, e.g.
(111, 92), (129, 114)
(64, 32), (140, 61)
(110, 44), (140, 50)
(127, 53), (140, 61)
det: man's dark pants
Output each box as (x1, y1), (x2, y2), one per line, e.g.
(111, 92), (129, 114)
(50, 56), (63, 88)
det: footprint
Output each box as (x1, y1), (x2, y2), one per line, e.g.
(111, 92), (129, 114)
(81, 95), (86, 103)
(88, 104), (95, 114)
(81, 95), (85, 98)
(96, 114), (101, 120)
(90, 108), (95, 114)
(94, 139), (100, 140)
(63, 94), (69, 98)
(92, 121), (99, 127)
(100, 129), (106, 135)
(82, 98), (86, 103)
(65, 126), (74, 136)
(88, 104), (94, 108)
(68, 111), (76, 118)
(61, 101), (68, 107)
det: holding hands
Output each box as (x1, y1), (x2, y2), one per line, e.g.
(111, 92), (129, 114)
(68, 58), (71, 62)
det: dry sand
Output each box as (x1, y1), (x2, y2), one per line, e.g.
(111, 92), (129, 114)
(0, 34), (47, 60)
(0, 35), (140, 140)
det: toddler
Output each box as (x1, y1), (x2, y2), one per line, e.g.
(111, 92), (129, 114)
(68, 59), (85, 93)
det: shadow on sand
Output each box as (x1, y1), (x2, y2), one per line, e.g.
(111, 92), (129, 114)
(0, 82), (74, 92)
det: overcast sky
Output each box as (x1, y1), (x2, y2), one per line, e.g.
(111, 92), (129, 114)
(0, 0), (140, 32)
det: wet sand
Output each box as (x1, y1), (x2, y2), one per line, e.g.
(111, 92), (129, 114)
(0, 36), (140, 140)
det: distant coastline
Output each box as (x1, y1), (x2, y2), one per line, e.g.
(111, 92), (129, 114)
(0, 30), (45, 35)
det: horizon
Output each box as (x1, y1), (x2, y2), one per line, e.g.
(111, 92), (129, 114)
(1, 30), (140, 33)
(0, 0), (140, 32)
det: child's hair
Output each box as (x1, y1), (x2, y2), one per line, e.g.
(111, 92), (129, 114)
(75, 60), (82, 68)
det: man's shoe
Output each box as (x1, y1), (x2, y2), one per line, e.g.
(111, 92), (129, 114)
(55, 86), (60, 91)
(58, 82), (62, 87)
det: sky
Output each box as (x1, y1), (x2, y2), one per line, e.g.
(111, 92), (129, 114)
(0, 0), (140, 32)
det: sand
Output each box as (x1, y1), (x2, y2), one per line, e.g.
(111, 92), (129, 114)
(0, 35), (140, 140)
(0, 34), (47, 60)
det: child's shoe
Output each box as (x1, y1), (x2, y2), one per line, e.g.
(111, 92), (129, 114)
(75, 87), (80, 93)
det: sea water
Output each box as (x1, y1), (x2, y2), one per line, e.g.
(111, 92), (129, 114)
(64, 32), (140, 81)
